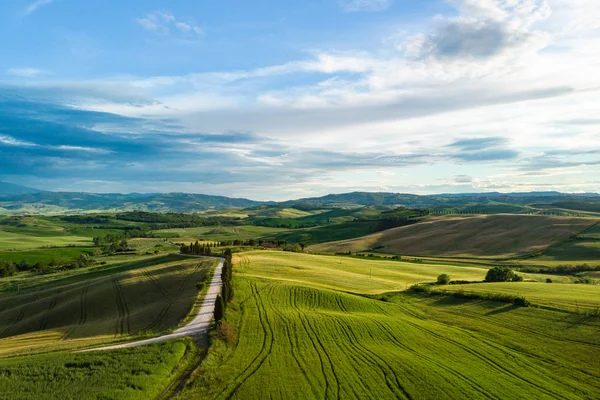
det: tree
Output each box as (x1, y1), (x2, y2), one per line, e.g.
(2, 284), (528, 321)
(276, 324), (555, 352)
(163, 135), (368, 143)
(437, 274), (451, 285)
(485, 267), (520, 282)
(215, 294), (225, 322)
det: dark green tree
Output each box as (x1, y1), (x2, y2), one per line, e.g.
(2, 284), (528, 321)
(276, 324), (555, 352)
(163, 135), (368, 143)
(437, 274), (451, 285)
(485, 267), (519, 282)
(215, 294), (225, 322)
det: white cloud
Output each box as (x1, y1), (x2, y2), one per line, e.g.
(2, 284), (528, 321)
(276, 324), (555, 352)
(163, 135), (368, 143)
(55, 145), (113, 154)
(340, 0), (392, 12)
(13, 0), (600, 196)
(136, 11), (203, 38)
(6, 68), (47, 78)
(24, 0), (54, 15)
(0, 135), (37, 147)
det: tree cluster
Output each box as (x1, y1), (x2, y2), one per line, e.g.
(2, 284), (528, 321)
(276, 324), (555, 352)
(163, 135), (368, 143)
(0, 261), (17, 278)
(1, 254), (95, 276)
(180, 240), (219, 256)
(115, 211), (241, 229)
(93, 234), (129, 254)
(519, 264), (600, 275)
(218, 239), (257, 247)
(485, 267), (524, 282)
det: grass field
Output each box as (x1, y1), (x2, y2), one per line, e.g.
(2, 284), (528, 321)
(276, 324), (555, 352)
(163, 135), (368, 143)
(153, 225), (291, 241)
(0, 230), (93, 251)
(234, 251), (489, 294)
(265, 220), (381, 245)
(0, 247), (96, 264)
(310, 214), (596, 258)
(178, 268), (600, 399)
(0, 338), (196, 400)
(0, 254), (216, 355)
(429, 282), (600, 313)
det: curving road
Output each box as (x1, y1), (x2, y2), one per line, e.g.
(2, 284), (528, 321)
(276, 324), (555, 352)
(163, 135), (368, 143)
(82, 256), (224, 352)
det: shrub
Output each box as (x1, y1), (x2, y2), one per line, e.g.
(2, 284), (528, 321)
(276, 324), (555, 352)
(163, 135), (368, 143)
(546, 278), (553, 283)
(215, 321), (236, 345)
(437, 274), (451, 285)
(196, 282), (205, 291)
(512, 275), (524, 282)
(513, 296), (530, 307)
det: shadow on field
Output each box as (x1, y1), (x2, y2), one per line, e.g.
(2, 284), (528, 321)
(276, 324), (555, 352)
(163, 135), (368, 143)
(0, 256), (212, 341)
(485, 304), (519, 316)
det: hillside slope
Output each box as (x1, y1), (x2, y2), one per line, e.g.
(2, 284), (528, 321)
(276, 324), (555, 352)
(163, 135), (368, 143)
(0, 182), (42, 198)
(310, 215), (596, 258)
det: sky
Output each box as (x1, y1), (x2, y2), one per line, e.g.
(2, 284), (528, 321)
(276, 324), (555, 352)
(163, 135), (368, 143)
(0, 0), (599, 200)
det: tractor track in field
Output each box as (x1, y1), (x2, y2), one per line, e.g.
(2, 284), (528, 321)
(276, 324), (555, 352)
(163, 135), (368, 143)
(290, 286), (341, 400)
(59, 327), (74, 341)
(367, 317), (498, 400)
(142, 269), (171, 301)
(39, 289), (62, 331)
(112, 277), (131, 336)
(217, 282), (275, 400)
(453, 307), (600, 348)
(140, 262), (205, 334)
(81, 256), (223, 352)
(265, 285), (322, 399)
(400, 317), (563, 398)
(78, 283), (89, 325)
(0, 299), (10, 313)
(330, 313), (408, 399)
(140, 303), (172, 334)
(1, 295), (39, 338)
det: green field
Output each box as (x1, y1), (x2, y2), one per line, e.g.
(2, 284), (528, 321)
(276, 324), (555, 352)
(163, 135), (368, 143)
(0, 254), (216, 355)
(178, 262), (600, 399)
(0, 247), (96, 264)
(2, 209), (600, 399)
(0, 338), (196, 400)
(0, 230), (92, 251)
(234, 251), (489, 294)
(429, 281), (600, 313)
(153, 225), (291, 241)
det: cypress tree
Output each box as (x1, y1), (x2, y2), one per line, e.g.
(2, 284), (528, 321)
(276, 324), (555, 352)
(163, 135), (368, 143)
(215, 294), (225, 322)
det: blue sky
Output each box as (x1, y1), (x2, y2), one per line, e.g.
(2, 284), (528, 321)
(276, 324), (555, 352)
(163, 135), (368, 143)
(1, 0), (599, 200)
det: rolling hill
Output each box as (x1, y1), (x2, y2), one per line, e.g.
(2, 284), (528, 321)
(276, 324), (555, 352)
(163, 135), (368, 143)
(310, 214), (597, 259)
(1, 186), (600, 215)
(0, 182), (43, 198)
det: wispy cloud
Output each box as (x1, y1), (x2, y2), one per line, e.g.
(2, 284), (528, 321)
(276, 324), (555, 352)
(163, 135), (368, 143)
(340, 0), (391, 12)
(136, 11), (203, 37)
(6, 68), (47, 78)
(24, 0), (55, 15)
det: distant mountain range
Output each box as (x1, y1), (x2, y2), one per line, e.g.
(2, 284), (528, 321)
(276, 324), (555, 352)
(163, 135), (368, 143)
(0, 182), (45, 197)
(0, 182), (599, 215)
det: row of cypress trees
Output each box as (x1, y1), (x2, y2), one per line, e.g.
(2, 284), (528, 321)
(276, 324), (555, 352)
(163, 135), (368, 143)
(180, 240), (220, 256)
(215, 248), (234, 322)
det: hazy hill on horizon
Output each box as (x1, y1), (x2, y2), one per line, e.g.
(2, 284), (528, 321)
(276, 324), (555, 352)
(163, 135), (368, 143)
(1, 181), (600, 215)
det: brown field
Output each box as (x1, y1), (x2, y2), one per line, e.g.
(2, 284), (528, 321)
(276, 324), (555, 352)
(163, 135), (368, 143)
(310, 215), (596, 259)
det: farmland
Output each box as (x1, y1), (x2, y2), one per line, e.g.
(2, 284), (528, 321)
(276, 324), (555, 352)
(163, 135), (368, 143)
(234, 250), (489, 293)
(178, 265), (600, 399)
(153, 225), (291, 241)
(1, 209), (600, 399)
(427, 281), (600, 313)
(0, 338), (196, 400)
(310, 214), (596, 258)
(0, 255), (216, 355)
